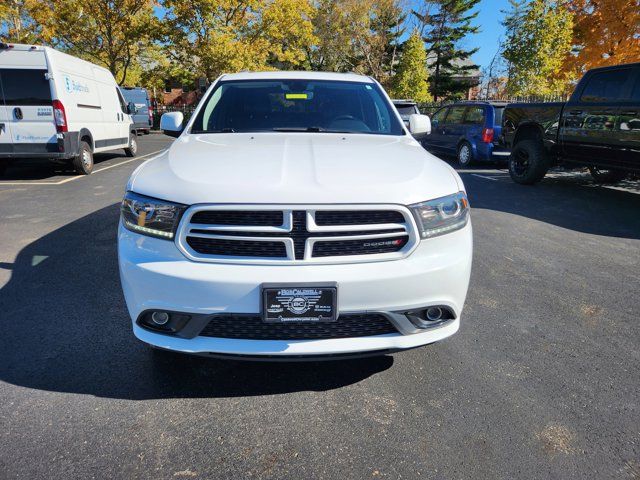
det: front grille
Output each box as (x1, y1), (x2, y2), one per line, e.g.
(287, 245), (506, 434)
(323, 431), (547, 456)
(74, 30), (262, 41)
(315, 210), (406, 226)
(186, 237), (287, 257)
(180, 206), (416, 263)
(291, 210), (307, 260)
(189, 228), (406, 238)
(199, 314), (398, 340)
(191, 210), (283, 226)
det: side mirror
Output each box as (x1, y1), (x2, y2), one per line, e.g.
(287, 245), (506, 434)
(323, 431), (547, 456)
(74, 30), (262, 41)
(160, 112), (184, 138)
(126, 101), (138, 115)
(408, 114), (431, 138)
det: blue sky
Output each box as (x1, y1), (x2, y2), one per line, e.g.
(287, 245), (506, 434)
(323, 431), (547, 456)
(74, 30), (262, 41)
(468, 0), (510, 69)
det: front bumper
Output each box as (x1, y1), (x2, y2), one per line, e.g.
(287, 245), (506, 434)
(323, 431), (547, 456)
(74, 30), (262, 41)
(118, 222), (472, 357)
(491, 150), (511, 160)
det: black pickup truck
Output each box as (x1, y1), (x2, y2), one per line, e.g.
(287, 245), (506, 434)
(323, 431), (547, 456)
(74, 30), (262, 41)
(502, 63), (640, 184)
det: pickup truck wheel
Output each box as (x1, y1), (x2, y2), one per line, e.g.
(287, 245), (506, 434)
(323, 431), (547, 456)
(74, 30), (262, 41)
(457, 142), (474, 167)
(124, 132), (138, 157)
(588, 167), (628, 184)
(72, 141), (94, 175)
(508, 140), (550, 185)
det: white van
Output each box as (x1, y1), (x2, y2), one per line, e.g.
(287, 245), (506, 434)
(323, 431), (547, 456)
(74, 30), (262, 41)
(0, 43), (138, 175)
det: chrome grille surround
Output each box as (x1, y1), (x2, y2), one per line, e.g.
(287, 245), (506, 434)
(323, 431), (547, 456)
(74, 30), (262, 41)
(176, 204), (419, 265)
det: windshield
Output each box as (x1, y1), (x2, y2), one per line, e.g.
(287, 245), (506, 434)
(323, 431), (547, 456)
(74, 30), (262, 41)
(191, 79), (404, 135)
(394, 105), (418, 115)
(494, 106), (504, 126)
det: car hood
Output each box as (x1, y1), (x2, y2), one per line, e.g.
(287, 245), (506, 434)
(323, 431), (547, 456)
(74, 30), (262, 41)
(129, 133), (463, 206)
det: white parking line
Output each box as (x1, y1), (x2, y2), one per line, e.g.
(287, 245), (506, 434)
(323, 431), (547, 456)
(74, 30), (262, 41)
(457, 168), (509, 174)
(0, 149), (166, 186)
(470, 174), (499, 181)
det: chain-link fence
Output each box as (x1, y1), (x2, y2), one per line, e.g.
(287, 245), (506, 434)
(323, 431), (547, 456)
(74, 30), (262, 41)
(417, 95), (569, 115)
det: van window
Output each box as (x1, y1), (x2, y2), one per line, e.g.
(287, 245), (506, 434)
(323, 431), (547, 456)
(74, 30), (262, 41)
(116, 88), (127, 112)
(464, 107), (484, 125)
(0, 69), (52, 105)
(122, 89), (148, 103)
(493, 107), (504, 126)
(446, 106), (465, 124)
(431, 107), (448, 126)
(580, 69), (631, 102)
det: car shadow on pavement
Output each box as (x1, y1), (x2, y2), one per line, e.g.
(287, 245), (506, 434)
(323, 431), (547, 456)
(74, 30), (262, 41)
(0, 152), (127, 181)
(463, 172), (640, 240)
(0, 204), (392, 399)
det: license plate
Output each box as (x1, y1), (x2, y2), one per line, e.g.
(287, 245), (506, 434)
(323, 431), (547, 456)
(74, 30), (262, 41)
(262, 283), (338, 323)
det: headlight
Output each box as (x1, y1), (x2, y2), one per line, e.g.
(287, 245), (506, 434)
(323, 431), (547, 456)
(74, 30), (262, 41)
(409, 192), (470, 239)
(120, 191), (186, 239)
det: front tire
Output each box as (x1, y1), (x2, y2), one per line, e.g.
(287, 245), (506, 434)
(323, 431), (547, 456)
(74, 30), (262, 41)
(508, 139), (550, 185)
(457, 141), (474, 167)
(588, 166), (627, 184)
(124, 132), (138, 157)
(72, 141), (94, 175)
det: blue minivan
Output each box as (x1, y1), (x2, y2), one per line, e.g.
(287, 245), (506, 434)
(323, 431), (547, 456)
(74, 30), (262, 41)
(422, 101), (510, 166)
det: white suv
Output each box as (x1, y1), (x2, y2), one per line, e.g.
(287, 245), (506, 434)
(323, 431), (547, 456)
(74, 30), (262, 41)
(118, 71), (472, 360)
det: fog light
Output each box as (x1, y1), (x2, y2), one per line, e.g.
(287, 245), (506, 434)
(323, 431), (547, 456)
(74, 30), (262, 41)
(151, 311), (170, 325)
(425, 307), (443, 321)
(403, 305), (455, 329)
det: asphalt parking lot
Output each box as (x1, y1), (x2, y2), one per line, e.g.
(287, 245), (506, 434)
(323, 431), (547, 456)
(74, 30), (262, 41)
(1, 135), (638, 479)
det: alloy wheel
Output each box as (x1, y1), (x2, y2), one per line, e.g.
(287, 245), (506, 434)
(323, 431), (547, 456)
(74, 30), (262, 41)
(512, 149), (530, 176)
(459, 144), (471, 165)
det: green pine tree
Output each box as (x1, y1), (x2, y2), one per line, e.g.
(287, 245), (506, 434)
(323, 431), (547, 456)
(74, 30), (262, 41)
(414, 0), (481, 101)
(391, 31), (433, 103)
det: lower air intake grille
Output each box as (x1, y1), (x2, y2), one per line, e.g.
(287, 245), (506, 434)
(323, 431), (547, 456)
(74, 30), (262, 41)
(199, 314), (398, 340)
(186, 237), (287, 257)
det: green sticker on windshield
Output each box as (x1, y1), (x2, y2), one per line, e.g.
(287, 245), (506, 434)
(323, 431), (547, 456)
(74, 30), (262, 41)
(285, 93), (308, 100)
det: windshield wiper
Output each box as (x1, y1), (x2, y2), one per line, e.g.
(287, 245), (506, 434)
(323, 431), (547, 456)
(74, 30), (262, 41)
(191, 128), (235, 133)
(272, 127), (325, 132)
(272, 127), (359, 133)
